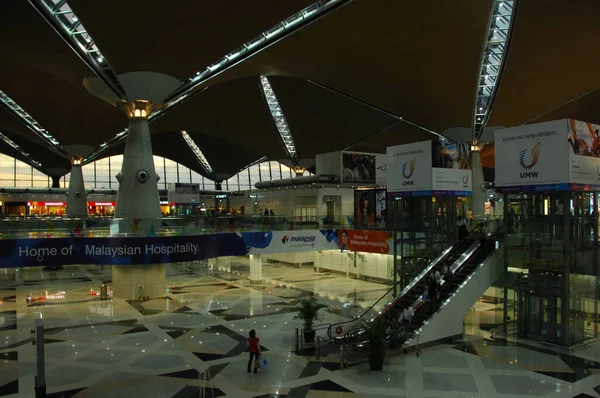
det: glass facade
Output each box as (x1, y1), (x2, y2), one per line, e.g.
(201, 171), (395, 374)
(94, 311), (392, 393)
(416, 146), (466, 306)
(0, 154), (310, 191)
(498, 191), (600, 346)
(0, 153), (52, 188)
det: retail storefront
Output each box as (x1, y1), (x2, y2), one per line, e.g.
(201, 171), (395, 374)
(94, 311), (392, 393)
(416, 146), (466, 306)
(87, 202), (115, 216)
(28, 201), (66, 216)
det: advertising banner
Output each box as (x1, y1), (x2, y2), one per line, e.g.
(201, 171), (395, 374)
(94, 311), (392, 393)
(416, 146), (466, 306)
(341, 152), (376, 184)
(337, 229), (392, 254)
(0, 228), (400, 268)
(376, 154), (387, 185)
(495, 120), (569, 192)
(568, 119), (600, 190)
(244, 230), (338, 255)
(387, 141), (432, 194)
(0, 235), (221, 268)
(354, 189), (387, 229)
(431, 141), (472, 196)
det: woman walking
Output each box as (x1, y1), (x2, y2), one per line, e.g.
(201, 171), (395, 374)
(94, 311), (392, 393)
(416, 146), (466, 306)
(247, 329), (261, 373)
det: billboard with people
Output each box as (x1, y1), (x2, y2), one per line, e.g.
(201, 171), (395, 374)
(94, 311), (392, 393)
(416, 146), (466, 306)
(353, 189), (387, 230)
(342, 152), (376, 184)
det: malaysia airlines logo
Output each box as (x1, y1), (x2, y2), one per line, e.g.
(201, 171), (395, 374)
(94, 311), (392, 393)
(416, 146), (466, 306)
(402, 158), (416, 178)
(519, 142), (541, 170)
(281, 236), (289, 244)
(462, 175), (469, 184)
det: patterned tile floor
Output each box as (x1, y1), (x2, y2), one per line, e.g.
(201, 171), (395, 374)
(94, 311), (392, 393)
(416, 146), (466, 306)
(1, 262), (600, 397)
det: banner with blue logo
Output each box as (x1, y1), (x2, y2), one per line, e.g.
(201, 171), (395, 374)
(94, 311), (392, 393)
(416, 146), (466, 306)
(0, 229), (342, 268)
(387, 140), (472, 197)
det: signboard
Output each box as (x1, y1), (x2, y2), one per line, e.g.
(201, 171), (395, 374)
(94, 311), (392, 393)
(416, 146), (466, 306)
(354, 189), (386, 229)
(0, 229), (393, 268)
(568, 119), (600, 190)
(387, 141), (432, 194)
(341, 152), (376, 184)
(337, 229), (392, 254)
(495, 119), (575, 192)
(387, 140), (471, 196)
(376, 154), (387, 185)
(431, 141), (472, 195)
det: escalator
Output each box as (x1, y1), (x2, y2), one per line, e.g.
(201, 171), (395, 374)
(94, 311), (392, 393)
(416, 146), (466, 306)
(327, 236), (480, 341)
(325, 231), (501, 364)
(402, 235), (499, 347)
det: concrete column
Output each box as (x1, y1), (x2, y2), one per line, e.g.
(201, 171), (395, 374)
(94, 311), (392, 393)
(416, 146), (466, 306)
(471, 148), (486, 220)
(112, 264), (166, 299)
(113, 101), (163, 299)
(82, 72), (183, 301)
(51, 176), (61, 189)
(115, 114), (161, 234)
(314, 250), (321, 272)
(66, 160), (87, 218)
(249, 254), (262, 283)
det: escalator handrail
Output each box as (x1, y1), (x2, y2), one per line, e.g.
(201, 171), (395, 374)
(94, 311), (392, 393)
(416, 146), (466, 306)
(403, 240), (482, 315)
(403, 239), (499, 345)
(326, 238), (461, 341)
(325, 225), (477, 341)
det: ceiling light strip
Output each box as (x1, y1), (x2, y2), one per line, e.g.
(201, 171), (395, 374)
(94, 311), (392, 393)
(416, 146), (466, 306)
(0, 89), (66, 156)
(153, 0), (347, 120)
(30, 0), (127, 99)
(473, 0), (516, 137)
(259, 76), (298, 163)
(181, 130), (214, 175)
(0, 130), (43, 168)
(87, 0), (348, 162)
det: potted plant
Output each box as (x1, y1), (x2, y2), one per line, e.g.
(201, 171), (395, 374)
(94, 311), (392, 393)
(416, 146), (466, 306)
(364, 317), (387, 371)
(294, 296), (328, 343)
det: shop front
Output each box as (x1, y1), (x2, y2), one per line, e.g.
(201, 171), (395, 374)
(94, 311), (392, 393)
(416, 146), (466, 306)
(28, 201), (66, 216)
(88, 201), (116, 216)
(160, 200), (173, 216)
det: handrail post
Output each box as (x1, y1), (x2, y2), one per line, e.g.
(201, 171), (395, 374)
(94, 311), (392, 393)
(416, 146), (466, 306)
(34, 319), (46, 398)
(295, 328), (299, 352)
(315, 337), (321, 360)
(340, 344), (345, 371)
(299, 329), (303, 350)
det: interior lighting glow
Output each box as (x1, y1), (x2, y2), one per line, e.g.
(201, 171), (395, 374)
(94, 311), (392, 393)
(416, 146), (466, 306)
(259, 76), (298, 162)
(0, 89), (63, 157)
(155, 0), (345, 120)
(86, 0), (346, 160)
(181, 130), (214, 175)
(473, 0), (515, 136)
(33, 0), (126, 99)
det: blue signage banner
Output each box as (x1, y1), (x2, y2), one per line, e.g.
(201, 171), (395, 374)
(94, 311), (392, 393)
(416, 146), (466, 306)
(0, 230), (341, 268)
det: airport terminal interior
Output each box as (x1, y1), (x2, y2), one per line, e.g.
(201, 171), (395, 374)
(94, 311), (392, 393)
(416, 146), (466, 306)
(1, 1), (600, 397)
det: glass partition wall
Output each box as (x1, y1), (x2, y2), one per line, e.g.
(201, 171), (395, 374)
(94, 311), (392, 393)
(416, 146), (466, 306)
(388, 196), (470, 290)
(499, 191), (599, 346)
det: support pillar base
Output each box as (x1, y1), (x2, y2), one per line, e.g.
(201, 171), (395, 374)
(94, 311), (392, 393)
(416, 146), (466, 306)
(112, 264), (166, 299)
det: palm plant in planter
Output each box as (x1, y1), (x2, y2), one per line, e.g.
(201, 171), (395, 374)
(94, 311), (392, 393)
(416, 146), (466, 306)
(364, 317), (387, 371)
(294, 296), (328, 343)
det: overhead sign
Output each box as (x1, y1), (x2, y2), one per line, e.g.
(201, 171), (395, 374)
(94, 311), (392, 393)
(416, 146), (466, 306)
(494, 119), (600, 192)
(387, 141), (471, 196)
(337, 229), (392, 254)
(387, 141), (432, 194)
(0, 229), (393, 268)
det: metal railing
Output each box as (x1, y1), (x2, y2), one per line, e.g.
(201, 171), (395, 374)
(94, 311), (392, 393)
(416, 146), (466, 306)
(0, 214), (357, 238)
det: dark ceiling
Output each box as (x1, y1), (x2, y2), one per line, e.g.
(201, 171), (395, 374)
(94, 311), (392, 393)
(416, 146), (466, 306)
(0, 0), (599, 183)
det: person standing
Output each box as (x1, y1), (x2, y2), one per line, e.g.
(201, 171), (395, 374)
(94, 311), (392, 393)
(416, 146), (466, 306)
(247, 329), (261, 373)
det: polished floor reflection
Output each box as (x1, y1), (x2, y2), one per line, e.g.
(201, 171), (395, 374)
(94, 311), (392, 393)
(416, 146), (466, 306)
(1, 261), (600, 397)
